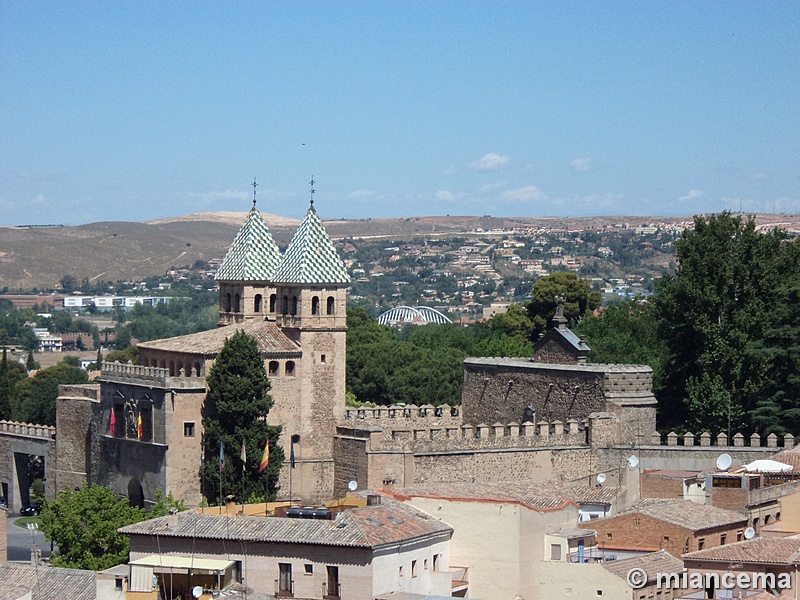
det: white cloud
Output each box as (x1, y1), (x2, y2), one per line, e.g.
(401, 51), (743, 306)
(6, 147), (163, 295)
(441, 165), (459, 177)
(435, 190), (462, 202)
(349, 189), (375, 199)
(470, 153), (510, 172)
(679, 189), (703, 202)
(478, 180), (508, 194)
(569, 158), (594, 174)
(500, 186), (544, 202)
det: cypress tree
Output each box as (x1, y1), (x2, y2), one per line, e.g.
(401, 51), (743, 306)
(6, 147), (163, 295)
(200, 330), (283, 504)
(26, 350), (35, 371)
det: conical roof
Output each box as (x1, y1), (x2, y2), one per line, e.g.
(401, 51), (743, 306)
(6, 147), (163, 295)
(215, 206), (282, 282)
(272, 204), (350, 285)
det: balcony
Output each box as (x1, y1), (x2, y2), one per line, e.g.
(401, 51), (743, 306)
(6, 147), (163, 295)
(323, 582), (341, 599)
(274, 579), (293, 597)
(450, 566), (469, 596)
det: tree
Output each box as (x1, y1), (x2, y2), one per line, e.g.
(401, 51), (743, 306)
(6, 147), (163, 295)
(26, 350), (35, 371)
(654, 212), (800, 432)
(526, 272), (601, 339)
(59, 274), (77, 294)
(14, 363), (89, 425)
(95, 347), (103, 370)
(0, 348), (23, 420)
(40, 484), (144, 570)
(200, 331), (283, 504)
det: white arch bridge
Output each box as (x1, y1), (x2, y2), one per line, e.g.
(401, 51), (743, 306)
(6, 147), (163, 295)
(377, 305), (453, 326)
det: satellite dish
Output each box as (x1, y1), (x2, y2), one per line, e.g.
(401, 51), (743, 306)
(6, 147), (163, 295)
(744, 527), (755, 540)
(627, 455), (640, 468)
(348, 480), (358, 492)
(192, 586), (203, 598)
(716, 454), (732, 471)
(596, 473), (606, 485)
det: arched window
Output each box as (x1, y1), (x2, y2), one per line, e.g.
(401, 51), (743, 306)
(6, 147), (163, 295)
(254, 294), (263, 313)
(169, 361), (175, 376)
(311, 296), (320, 315)
(151, 358), (158, 367)
(327, 296), (335, 315)
(282, 295), (289, 315)
(160, 360), (166, 369)
(225, 293), (232, 312)
(177, 361), (184, 376)
(285, 361), (295, 376)
(268, 361), (279, 376)
(269, 294), (276, 313)
(194, 362), (202, 377)
(291, 295), (298, 316)
(234, 294), (241, 313)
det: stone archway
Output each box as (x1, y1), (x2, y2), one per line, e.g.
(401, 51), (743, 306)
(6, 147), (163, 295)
(127, 477), (144, 509)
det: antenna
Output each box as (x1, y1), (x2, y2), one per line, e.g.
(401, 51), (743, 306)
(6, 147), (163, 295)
(744, 527), (755, 540)
(252, 177), (258, 207)
(627, 455), (640, 468)
(596, 473), (606, 485)
(716, 454), (732, 471)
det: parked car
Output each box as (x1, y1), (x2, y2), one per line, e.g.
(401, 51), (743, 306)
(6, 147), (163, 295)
(0, 496), (7, 509)
(20, 502), (41, 516)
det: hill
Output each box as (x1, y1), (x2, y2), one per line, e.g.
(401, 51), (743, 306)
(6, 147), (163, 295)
(1, 212), (798, 290)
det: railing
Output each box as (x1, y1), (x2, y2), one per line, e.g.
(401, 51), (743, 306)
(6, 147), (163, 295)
(450, 566), (469, 591)
(274, 579), (293, 597)
(0, 420), (56, 439)
(323, 582), (341, 598)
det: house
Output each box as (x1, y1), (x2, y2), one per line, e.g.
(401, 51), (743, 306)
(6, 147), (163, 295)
(119, 499), (453, 600)
(580, 498), (748, 557)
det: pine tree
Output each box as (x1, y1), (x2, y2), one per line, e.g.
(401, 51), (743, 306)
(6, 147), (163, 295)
(96, 347), (103, 370)
(0, 349), (13, 420)
(26, 350), (35, 371)
(200, 330), (283, 504)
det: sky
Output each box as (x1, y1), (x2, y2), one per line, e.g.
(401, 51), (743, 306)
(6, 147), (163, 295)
(1, 2), (798, 225)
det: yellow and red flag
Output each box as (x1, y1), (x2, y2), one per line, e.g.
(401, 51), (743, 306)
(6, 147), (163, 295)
(258, 439), (269, 473)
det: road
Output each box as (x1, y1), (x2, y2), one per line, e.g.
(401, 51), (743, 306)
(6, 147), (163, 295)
(5, 516), (52, 562)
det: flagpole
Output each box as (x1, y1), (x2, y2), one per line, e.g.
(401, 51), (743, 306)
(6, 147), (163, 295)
(241, 439), (246, 515)
(219, 440), (224, 515)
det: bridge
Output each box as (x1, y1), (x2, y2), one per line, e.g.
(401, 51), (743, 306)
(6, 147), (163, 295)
(377, 305), (453, 326)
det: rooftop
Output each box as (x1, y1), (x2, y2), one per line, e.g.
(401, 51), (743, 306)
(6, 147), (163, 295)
(602, 550), (683, 584)
(216, 205), (282, 282)
(137, 320), (300, 356)
(0, 563), (96, 600)
(610, 498), (747, 531)
(463, 356), (653, 374)
(683, 536), (800, 564)
(120, 501), (451, 550)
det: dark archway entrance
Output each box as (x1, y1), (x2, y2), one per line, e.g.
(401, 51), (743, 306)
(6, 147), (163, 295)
(128, 478), (144, 508)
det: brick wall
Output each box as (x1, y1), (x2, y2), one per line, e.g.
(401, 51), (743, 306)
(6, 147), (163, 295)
(641, 474), (685, 499)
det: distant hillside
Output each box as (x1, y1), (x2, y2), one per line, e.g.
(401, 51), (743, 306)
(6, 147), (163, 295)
(1, 211), (797, 290)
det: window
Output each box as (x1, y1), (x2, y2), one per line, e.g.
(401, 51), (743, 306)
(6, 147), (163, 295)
(282, 295), (289, 315)
(412, 560), (417, 578)
(225, 293), (232, 312)
(327, 296), (335, 315)
(398, 566), (403, 577)
(269, 361), (279, 376)
(698, 538), (704, 550)
(424, 559), (428, 570)
(663, 535), (670, 542)
(184, 422), (195, 437)
(269, 294), (276, 313)
(304, 564), (313, 575)
(291, 295), (298, 315)
(234, 294), (241, 313)
(278, 563), (293, 595)
(321, 354), (326, 364)
(433, 554), (440, 571)
(312, 296), (320, 315)
(138, 405), (153, 442)
(550, 543), (562, 561)
(285, 361), (295, 376)
(112, 404), (124, 438)
(596, 591), (603, 597)
(115, 578), (123, 591)
(720, 534), (727, 545)
(607, 532), (613, 539)
(737, 530), (743, 541)
(326, 565), (339, 598)
(255, 294), (263, 313)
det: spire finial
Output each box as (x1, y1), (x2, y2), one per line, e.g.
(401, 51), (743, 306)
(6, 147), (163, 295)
(252, 178), (258, 207)
(309, 176), (315, 207)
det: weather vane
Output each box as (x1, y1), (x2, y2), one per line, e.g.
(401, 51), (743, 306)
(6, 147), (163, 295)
(252, 178), (258, 207)
(309, 176), (315, 206)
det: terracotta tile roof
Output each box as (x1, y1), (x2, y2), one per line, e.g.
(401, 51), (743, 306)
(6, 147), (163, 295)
(682, 536), (800, 564)
(602, 550), (683, 584)
(137, 320), (300, 356)
(216, 206), (282, 282)
(643, 469), (703, 479)
(614, 498), (747, 531)
(120, 501), (451, 550)
(272, 203), (350, 285)
(381, 480), (614, 512)
(0, 563), (96, 600)
(771, 445), (800, 472)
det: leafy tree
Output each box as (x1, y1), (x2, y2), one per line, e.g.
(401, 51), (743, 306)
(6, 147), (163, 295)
(59, 274), (77, 294)
(200, 331), (283, 504)
(655, 212), (800, 432)
(114, 325), (131, 350)
(14, 363), (89, 425)
(105, 345), (138, 364)
(0, 348), (25, 420)
(40, 484), (144, 570)
(61, 355), (81, 367)
(526, 272), (601, 339)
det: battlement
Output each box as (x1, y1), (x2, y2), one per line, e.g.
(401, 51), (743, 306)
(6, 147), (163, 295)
(343, 404), (464, 429)
(0, 420), (56, 440)
(650, 430), (796, 449)
(100, 361), (206, 390)
(344, 418), (590, 453)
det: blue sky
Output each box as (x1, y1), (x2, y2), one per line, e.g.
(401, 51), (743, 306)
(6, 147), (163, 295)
(1, 2), (798, 225)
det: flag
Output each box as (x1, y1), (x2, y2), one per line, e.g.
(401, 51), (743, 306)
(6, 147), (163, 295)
(137, 413), (143, 440)
(200, 435), (205, 463)
(290, 443), (296, 469)
(258, 439), (269, 473)
(110, 409), (116, 436)
(219, 441), (224, 473)
(240, 440), (247, 472)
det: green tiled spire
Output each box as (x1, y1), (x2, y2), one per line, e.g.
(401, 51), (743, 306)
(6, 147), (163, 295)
(273, 203), (350, 285)
(216, 206), (282, 282)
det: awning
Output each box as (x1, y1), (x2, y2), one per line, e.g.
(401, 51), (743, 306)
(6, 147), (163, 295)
(745, 459), (793, 473)
(129, 554), (235, 572)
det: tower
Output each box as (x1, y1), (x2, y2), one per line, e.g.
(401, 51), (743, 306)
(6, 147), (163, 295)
(270, 199), (350, 502)
(215, 198), (282, 326)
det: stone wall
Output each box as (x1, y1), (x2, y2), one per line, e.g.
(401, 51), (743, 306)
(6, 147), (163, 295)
(54, 384), (100, 496)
